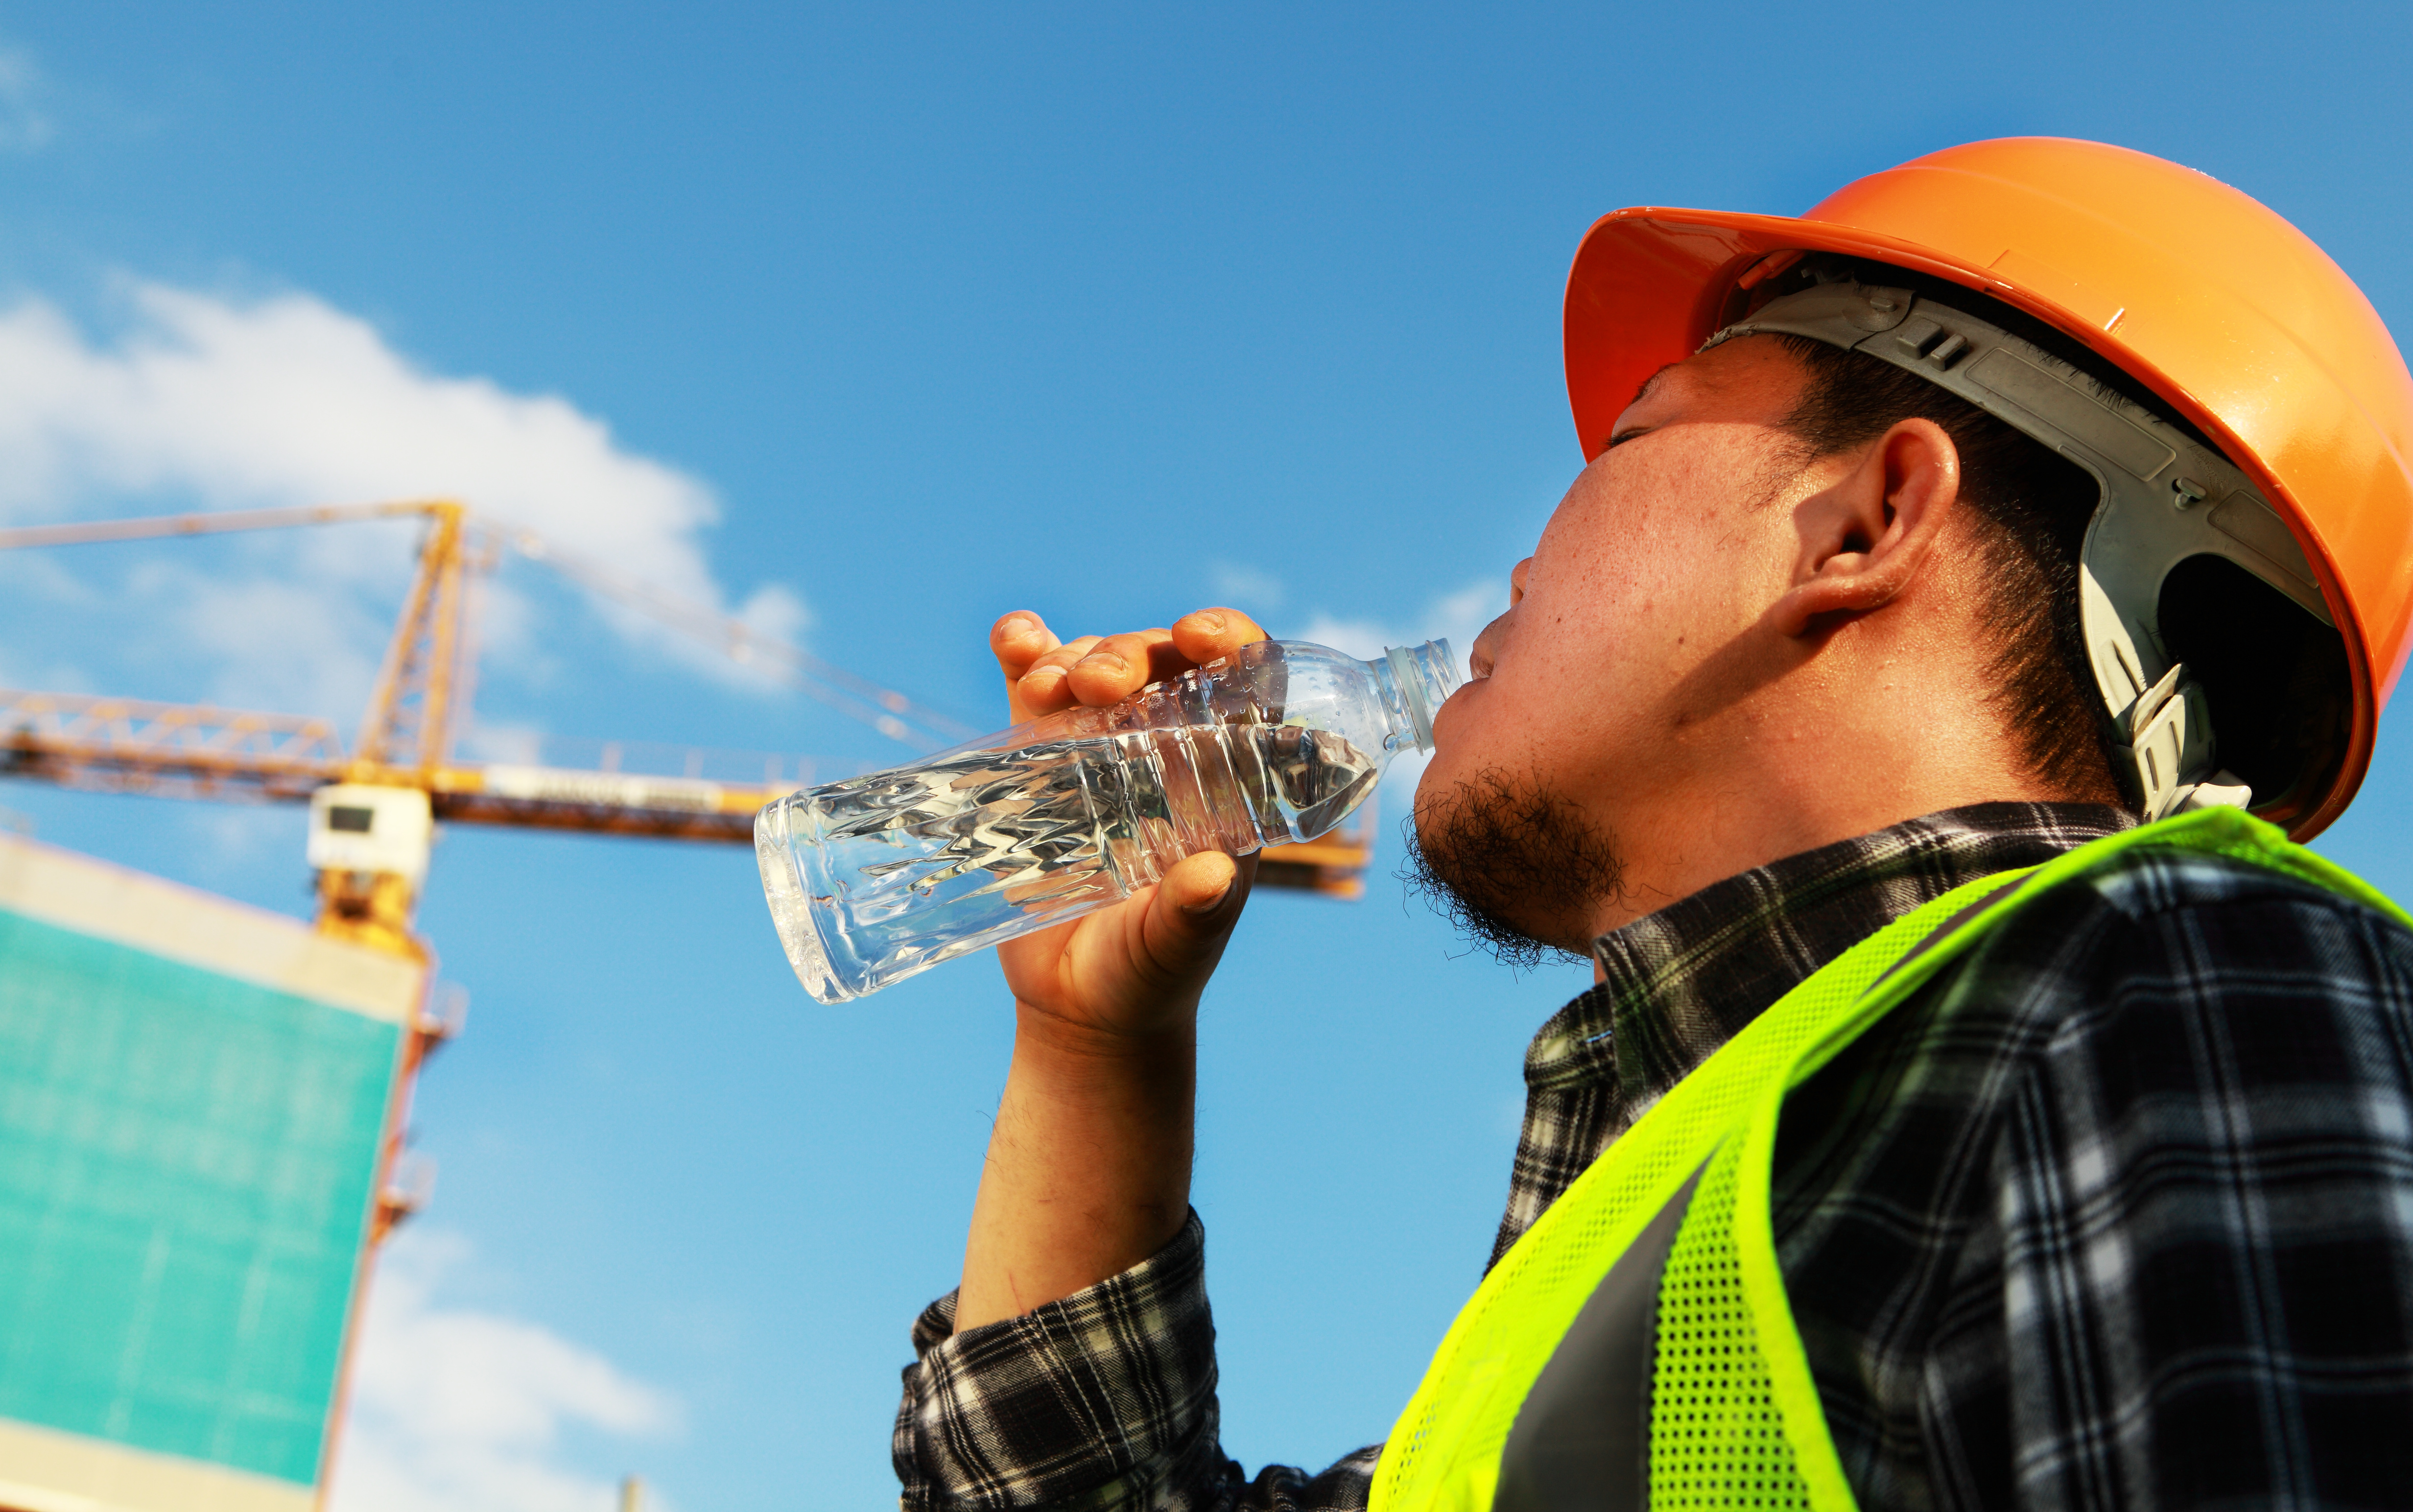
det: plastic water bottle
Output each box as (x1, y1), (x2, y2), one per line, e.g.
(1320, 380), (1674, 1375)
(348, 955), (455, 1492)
(755, 638), (1460, 1003)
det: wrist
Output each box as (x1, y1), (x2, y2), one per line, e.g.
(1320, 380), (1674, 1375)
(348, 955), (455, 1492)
(1011, 997), (1199, 1065)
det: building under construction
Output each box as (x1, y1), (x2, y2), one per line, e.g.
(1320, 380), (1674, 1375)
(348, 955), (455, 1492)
(0, 831), (423, 1512)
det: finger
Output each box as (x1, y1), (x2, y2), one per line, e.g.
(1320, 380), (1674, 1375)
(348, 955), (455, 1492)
(992, 611), (1062, 683)
(1169, 607), (1268, 667)
(1065, 628), (1177, 708)
(1016, 635), (1106, 717)
(995, 611), (1065, 723)
(1135, 850), (1255, 985)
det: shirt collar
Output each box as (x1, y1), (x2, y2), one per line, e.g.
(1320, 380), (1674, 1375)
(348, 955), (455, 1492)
(1521, 802), (2133, 1125)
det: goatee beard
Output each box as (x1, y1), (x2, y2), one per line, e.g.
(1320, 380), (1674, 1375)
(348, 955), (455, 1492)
(1401, 768), (1627, 971)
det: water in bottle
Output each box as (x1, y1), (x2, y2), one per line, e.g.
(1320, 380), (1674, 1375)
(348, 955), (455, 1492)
(756, 638), (1459, 1002)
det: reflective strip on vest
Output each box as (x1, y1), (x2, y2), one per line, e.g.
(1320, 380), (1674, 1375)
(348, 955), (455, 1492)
(1369, 807), (2407, 1512)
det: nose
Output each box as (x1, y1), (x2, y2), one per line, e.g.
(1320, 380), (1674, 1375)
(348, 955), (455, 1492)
(1509, 557), (1531, 607)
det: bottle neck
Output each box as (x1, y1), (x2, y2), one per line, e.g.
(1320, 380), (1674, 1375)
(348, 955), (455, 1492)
(1373, 639), (1460, 755)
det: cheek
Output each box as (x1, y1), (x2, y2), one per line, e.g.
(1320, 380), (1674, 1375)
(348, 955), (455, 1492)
(1456, 550), (1750, 776)
(1510, 542), (1703, 700)
(1526, 456), (1727, 628)
(1420, 598), (1630, 795)
(1419, 435), (1775, 790)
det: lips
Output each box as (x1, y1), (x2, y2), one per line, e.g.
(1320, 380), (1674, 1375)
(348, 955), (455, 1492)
(1469, 615), (1511, 680)
(1426, 676), (1480, 751)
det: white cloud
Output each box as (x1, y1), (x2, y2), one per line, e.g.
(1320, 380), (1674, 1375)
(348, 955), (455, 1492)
(0, 47), (53, 154)
(328, 1228), (677, 1512)
(0, 280), (798, 720)
(1208, 561), (1287, 613)
(734, 580), (812, 645)
(147, 562), (393, 717)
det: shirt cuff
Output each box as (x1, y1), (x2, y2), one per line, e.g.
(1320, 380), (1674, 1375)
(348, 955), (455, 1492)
(895, 1211), (1226, 1510)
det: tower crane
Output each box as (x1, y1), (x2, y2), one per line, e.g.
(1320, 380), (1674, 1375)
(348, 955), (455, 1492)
(0, 500), (1376, 1511)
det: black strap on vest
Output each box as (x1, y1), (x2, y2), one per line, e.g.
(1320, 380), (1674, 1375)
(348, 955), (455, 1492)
(1494, 1162), (1706, 1512)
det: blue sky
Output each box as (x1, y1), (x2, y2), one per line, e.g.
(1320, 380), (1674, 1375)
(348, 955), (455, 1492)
(2, 4), (2412, 1508)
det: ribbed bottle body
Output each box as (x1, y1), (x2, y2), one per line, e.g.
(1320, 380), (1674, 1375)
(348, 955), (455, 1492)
(756, 638), (1454, 1003)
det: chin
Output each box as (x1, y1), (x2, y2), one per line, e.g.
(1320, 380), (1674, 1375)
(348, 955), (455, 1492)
(1407, 748), (1481, 846)
(1401, 760), (1627, 971)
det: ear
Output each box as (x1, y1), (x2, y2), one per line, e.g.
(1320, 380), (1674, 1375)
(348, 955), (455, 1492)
(1769, 417), (1963, 638)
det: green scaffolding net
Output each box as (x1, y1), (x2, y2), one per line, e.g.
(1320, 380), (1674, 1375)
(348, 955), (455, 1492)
(0, 907), (402, 1487)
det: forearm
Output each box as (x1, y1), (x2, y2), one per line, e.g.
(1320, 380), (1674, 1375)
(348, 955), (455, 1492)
(956, 1009), (1197, 1329)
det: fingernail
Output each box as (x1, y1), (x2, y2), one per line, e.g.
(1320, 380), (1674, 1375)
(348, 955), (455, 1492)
(1195, 612), (1225, 633)
(1182, 875), (1235, 915)
(1088, 652), (1128, 675)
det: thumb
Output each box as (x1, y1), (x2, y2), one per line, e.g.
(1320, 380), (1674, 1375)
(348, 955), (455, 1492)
(1136, 850), (1253, 982)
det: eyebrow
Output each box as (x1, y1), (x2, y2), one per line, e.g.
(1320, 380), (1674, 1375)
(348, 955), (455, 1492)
(1628, 362), (1681, 409)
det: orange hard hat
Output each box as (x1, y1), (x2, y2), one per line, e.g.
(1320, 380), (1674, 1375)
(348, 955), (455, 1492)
(1563, 138), (2413, 839)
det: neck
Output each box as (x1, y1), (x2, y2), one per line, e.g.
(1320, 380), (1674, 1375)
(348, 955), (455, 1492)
(1582, 674), (2076, 941)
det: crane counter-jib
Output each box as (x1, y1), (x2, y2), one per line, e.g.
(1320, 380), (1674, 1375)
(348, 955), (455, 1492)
(0, 745), (772, 844)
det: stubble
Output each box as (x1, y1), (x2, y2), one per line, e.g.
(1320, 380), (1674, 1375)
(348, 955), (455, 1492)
(1401, 768), (1627, 970)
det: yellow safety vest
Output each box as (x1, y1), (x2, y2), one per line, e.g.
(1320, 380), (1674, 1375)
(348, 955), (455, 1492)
(1370, 807), (2406, 1512)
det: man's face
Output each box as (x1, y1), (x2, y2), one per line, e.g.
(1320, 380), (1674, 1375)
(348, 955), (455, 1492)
(1410, 336), (1817, 953)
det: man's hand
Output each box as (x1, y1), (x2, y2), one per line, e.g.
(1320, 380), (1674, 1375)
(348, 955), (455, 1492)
(990, 607), (1268, 721)
(986, 607), (1271, 1045)
(955, 607), (1268, 1331)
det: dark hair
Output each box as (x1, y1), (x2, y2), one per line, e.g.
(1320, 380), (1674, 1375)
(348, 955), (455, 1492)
(1767, 331), (2123, 799)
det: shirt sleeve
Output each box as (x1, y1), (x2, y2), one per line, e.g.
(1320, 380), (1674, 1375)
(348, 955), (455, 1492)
(893, 1211), (1380, 1511)
(1992, 860), (2413, 1512)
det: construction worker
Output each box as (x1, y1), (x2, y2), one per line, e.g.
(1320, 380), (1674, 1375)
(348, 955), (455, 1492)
(893, 139), (2413, 1509)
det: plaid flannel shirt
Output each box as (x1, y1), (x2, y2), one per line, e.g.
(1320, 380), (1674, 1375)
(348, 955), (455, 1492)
(896, 803), (2413, 1511)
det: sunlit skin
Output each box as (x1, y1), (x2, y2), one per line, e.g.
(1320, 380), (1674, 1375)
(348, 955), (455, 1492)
(953, 335), (2074, 1330)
